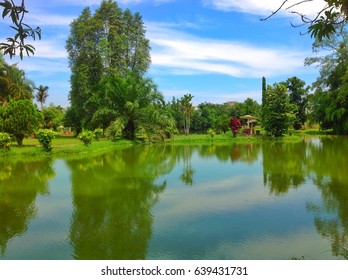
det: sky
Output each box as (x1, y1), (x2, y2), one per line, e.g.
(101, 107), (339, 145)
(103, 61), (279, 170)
(1, 0), (329, 107)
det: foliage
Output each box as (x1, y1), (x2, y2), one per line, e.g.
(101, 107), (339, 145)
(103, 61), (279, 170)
(283, 77), (308, 130)
(140, 104), (178, 142)
(229, 98), (261, 119)
(0, 55), (34, 104)
(35, 85), (49, 111)
(36, 129), (57, 152)
(191, 102), (230, 133)
(180, 94), (194, 135)
(306, 32), (348, 134)
(78, 130), (95, 146)
(229, 117), (242, 137)
(66, 0), (151, 130)
(207, 128), (216, 138)
(93, 128), (103, 141)
(92, 73), (168, 140)
(42, 104), (65, 130)
(0, 0), (41, 58)
(0, 132), (12, 151)
(105, 118), (125, 141)
(63, 106), (81, 135)
(262, 83), (296, 137)
(261, 76), (267, 125)
(0, 99), (42, 145)
(262, 0), (348, 41)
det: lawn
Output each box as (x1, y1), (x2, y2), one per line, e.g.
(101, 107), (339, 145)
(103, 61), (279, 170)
(0, 128), (327, 158)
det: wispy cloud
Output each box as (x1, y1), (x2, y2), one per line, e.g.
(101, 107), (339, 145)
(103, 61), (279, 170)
(203, 0), (328, 18)
(147, 22), (310, 79)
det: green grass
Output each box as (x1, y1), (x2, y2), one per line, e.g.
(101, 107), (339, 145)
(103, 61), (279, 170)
(0, 128), (327, 158)
(0, 135), (134, 158)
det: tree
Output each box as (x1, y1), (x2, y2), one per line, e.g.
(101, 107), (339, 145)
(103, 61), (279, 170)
(262, 0), (348, 41)
(0, 55), (34, 104)
(192, 102), (230, 133)
(261, 76), (267, 124)
(306, 32), (348, 133)
(0, 99), (42, 145)
(229, 117), (242, 137)
(0, 0), (41, 58)
(180, 94), (194, 136)
(66, 0), (151, 129)
(283, 77), (308, 130)
(42, 104), (64, 130)
(35, 85), (49, 111)
(94, 72), (168, 140)
(229, 98), (261, 119)
(263, 83), (296, 137)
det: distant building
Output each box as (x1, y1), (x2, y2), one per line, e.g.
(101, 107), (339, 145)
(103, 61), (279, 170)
(224, 101), (238, 107)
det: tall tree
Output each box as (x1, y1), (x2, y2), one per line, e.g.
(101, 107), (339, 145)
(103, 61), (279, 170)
(66, 0), (151, 130)
(261, 76), (267, 124)
(35, 85), (49, 111)
(283, 77), (308, 130)
(263, 83), (296, 137)
(180, 94), (194, 136)
(306, 31), (348, 133)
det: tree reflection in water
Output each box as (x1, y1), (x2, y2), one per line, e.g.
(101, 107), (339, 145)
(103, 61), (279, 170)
(262, 141), (307, 195)
(306, 137), (348, 259)
(0, 158), (54, 255)
(66, 145), (174, 259)
(262, 137), (348, 259)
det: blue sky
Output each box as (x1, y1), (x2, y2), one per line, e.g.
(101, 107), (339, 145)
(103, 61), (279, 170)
(1, 0), (328, 107)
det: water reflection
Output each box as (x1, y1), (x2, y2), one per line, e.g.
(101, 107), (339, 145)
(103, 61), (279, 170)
(66, 145), (174, 259)
(0, 137), (348, 259)
(306, 137), (348, 259)
(263, 141), (307, 195)
(262, 137), (348, 259)
(0, 158), (54, 255)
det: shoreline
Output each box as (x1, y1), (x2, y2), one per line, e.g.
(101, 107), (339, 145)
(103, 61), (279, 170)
(0, 131), (336, 159)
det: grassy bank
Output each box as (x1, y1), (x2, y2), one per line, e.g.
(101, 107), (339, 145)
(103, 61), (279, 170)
(0, 135), (134, 158)
(0, 129), (328, 158)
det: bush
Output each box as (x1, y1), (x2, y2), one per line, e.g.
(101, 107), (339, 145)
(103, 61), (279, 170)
(105, 119), (125, 141)
(78, 130), (94, 146)
(207, 128), (216, 138)
(36, 129), (57, 152)
(93, 128), (103, 141)
(0, 132), (12, 151)
(229, 117), (242, 137)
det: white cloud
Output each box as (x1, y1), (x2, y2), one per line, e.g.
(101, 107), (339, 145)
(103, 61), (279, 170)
(147, 23), (310, 79)
(26, 13), (75, 26)
(203, 0), (328, 18)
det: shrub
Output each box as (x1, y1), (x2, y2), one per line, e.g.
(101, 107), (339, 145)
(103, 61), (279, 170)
(93, 128), (103, 141)
(0, 99), (42, 145)
(78, 130), (94, 146)
(105, 119), (125, 141)
(229, 117), (242, 137)
(36, 129), (57, 152)
(207, 128), (216, 138)
(0, 132), (12, 151)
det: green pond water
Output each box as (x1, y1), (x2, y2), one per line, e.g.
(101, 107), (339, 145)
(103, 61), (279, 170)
(1, 136), (348, 260)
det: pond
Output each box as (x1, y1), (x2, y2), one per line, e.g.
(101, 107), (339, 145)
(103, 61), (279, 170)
(1, 136), (348, 260)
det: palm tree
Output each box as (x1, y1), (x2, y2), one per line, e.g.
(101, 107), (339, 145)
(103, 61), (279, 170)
(0, 58), (34, 105)
(35, 85), (49, 111)
(180, 94), (194, 135)
(92, 72), (167, 140)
